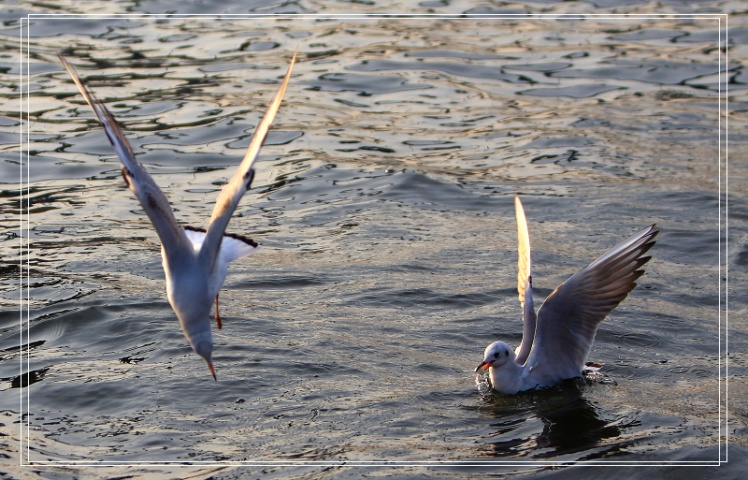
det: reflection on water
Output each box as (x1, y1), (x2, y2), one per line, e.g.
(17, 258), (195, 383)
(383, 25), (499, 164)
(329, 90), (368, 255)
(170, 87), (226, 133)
(480, 382), (628, 459)
(1, 2), (742, 478)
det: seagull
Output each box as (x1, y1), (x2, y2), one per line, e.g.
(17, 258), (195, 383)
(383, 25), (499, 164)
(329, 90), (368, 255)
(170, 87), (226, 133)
(476, 195), (658, 394)
(60, 53), (296, 380)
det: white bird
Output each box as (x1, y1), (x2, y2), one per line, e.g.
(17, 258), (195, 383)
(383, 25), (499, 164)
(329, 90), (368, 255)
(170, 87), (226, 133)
(476, 195), (658, 394)
(60, 53), (296, 380)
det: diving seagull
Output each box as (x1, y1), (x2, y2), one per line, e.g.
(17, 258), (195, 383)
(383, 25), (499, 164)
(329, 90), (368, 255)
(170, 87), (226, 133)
(60, 53), (296, 380)
(476, 195), (658, 394)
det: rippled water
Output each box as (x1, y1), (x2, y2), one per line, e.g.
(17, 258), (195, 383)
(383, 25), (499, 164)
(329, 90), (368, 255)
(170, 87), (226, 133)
(2, 2), (747, 479)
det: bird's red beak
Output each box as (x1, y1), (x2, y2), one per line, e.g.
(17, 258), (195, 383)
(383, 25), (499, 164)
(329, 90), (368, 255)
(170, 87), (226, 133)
(475, 361), (493, 373)
(208, 362), (217, 381)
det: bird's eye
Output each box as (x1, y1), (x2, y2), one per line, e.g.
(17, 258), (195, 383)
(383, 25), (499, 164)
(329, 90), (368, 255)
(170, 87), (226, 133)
(493, 352), (500, 358)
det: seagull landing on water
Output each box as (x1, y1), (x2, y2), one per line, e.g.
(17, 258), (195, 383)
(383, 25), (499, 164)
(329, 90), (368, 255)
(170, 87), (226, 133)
(60, 53), (296, 380)
(476, 195), (659, 395)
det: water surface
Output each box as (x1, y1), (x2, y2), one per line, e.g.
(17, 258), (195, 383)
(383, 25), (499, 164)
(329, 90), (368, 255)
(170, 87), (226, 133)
(1, 3), (745, 479)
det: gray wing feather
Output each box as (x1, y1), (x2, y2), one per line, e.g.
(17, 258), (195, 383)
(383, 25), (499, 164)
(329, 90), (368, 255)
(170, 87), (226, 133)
(59, 55), (193, 266)
(199, 52), (296, 269)
(524, 224), (659, 383)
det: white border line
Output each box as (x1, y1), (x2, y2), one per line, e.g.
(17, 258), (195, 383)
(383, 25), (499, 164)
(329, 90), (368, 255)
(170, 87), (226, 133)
(22, 13), (30, 468)
(19, 12), (730, 468)
(722, 12), (730, 466)
(717, 16), (722, 464)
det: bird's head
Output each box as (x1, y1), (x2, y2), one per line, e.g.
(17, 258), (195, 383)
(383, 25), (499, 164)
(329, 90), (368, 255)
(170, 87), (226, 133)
(475, 341), (515, 373)
(167, 278), (217, 380)
(186, 329), (216, 380)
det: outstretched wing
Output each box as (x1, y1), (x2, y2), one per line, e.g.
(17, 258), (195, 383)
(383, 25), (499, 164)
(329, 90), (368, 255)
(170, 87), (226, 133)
(524, 224), (659, 383)
(514, 195), (537, 365)
(199, 52), (297, 269)
(59, 55), (193, 266)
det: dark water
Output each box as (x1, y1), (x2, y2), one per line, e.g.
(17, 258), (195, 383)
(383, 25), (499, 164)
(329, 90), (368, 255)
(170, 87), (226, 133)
(2, 2), (746, 479)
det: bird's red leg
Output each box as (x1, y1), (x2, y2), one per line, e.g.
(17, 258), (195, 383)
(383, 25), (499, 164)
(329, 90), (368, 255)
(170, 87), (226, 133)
(215, 293), (222, 329)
